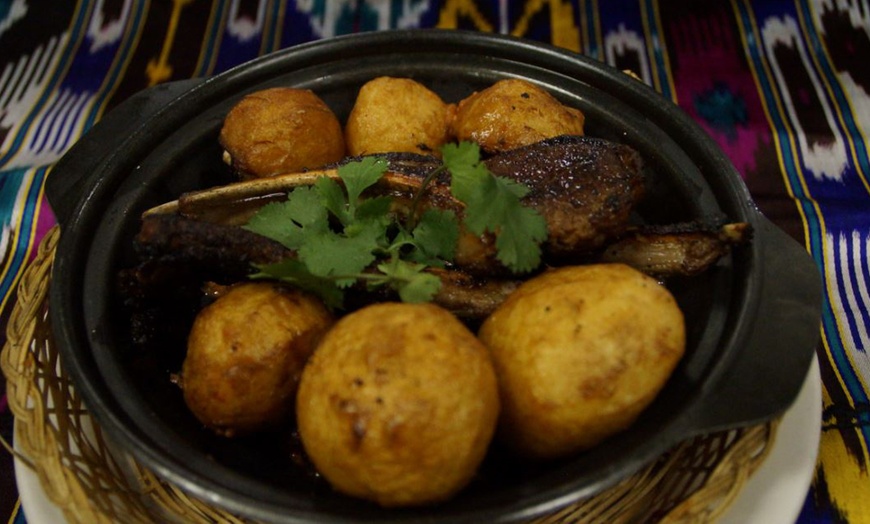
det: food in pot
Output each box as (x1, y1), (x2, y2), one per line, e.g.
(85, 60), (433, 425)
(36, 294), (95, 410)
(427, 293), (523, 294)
(345, 77), (455, 157)
(219, 87), (346, 179)
(181, 281), (334, 437)
(131, 209), (748, 322)
(129, 211), (526, 320)
(600, 222), (753, 277)
(128, 140), (745, 320)
(451, 78), (585, 153)
(141, 136), (645, 274)
(118, 77), (749, 506)
(295, 302), (500, 507)
(479, 135), (644, 261)
(478, 263), (686, 459)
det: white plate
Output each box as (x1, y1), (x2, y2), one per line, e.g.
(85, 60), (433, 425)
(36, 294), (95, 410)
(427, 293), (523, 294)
(14, 451), (66, 523)
(718, 356), (822, 524)
(15, 357), (822, 524)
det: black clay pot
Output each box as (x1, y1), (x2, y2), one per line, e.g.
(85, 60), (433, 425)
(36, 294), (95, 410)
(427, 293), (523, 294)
(46, 29), (821, 524)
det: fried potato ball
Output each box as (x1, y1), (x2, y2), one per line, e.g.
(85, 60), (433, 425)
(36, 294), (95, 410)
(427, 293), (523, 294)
(478, 264), (685, 459)
(451, 78), (585, 153)
(345, 77), (455, 157)
(296, 302), (499, 507)
(219, 87), (345, 179)
(181, 282), (334, 437)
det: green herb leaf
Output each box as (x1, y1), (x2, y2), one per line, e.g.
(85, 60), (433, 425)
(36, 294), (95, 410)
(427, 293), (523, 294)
(494, 203), (548, 272)
(243, 141), (548, 308)
(242, 186), (328, 250)
(298, 220), (384, 287)
(242, 201), (300, 248)
(315, 177), (350, 225)
(355, 195), (393, 224)
(411, 209), (459, 264)
(340, 156), (388, 213)
(250, 259), (344, 309)
(442, 141), (547, 274)
(377, 258), (442, 304)
(441, 142), (491, 205)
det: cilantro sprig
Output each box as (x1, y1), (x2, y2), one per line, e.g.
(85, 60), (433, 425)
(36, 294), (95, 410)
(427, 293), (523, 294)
(243, 142), (547, 308)
(442, 142), (548, 273)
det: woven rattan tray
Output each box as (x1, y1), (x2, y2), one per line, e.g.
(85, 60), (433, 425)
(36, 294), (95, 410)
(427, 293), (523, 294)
(2, 226), (778, 523)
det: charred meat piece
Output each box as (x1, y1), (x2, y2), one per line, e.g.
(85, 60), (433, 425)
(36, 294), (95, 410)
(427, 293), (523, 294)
(599, 222), (752, 277)
(148, 158), (454, 229)
(146, 136), (645, 275)
(130, 213), (523, 319)
(484, 135), (645, 257)
(429, 268), (522, 320)
(129, 214), (750, 319)
(135, 213), (290, 274)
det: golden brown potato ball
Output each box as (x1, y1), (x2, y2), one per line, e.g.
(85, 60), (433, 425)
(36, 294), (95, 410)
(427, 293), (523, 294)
(219, 87), (345, 179)
(345, 77), (455, 157)
(451, 78), (585, 153)
(296, 302), (499, 507)
(181, 282), (334, 437)
(478, 264), (685, 460)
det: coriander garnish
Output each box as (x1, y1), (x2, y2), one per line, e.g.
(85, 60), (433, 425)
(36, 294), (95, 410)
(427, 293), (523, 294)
(244, 142), (546, 308)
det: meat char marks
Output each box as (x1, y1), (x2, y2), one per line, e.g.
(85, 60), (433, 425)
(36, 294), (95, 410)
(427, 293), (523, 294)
(485, 135), (645, 257)
(134, 213), (290, 274)
(139, 135), (647, 277)
(128, 213), (525, 320)
(126, 135), (749, 319)
(342, 136), (646, 263)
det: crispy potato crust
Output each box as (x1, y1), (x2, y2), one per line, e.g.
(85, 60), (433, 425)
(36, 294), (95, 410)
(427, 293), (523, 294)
(479, 264), (685, 459)
(219, 87), (345, 179)
(181, 282), (333, 437)
(345, 77), (455, 157)
(296, 302), (499, 507)
(451, 78), (585, 153)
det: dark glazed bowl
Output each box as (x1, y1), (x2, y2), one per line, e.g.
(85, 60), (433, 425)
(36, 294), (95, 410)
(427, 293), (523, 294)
(46, 30), (822, 523)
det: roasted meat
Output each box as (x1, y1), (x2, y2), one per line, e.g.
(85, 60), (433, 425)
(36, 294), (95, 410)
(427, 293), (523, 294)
(129, 213), (524, 319)
(128, 212), (749, 319)
(485, 135), (644, 256)
(147, 136), (645, 275)
(126, 136), (746, 319)
(599, 222), (752, 277)
(135, 213), (289, 273)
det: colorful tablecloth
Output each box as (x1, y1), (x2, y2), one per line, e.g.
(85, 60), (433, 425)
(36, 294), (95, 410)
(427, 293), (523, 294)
(2, 0), (868, 522)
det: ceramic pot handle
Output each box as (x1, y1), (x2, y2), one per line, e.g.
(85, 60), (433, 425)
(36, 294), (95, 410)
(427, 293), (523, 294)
(684, 216), (822, 434)
(45, 79), (204, 225)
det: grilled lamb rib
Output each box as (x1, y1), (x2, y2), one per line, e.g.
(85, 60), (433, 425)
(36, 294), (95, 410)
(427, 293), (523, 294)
(125, 135), (749, 318)
(144, 135), (646, 275)
(485, 135), (645, 256)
